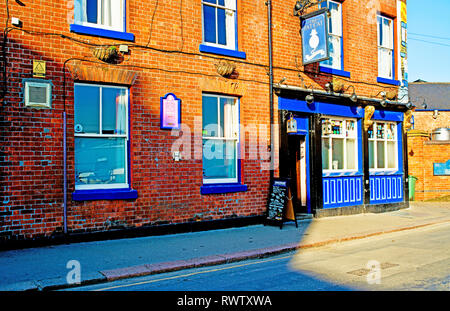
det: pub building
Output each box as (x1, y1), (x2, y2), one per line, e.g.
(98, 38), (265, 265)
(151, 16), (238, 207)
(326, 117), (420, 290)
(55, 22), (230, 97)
(268, 0), (412, 218)
(275, 85), (410, 217)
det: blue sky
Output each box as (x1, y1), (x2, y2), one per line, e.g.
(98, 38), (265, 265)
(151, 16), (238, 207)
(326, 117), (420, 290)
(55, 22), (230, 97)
(407, 0), (450, 82)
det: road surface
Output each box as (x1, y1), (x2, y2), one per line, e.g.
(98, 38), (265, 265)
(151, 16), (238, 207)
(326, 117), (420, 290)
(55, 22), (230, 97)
(64, 222), (450, 291)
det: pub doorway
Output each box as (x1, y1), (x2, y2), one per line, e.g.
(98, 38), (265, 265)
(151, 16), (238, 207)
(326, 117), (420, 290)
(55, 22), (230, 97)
(287, 134), (308, 214)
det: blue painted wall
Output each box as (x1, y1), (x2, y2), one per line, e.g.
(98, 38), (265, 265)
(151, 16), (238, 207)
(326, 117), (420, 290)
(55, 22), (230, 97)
(323, 176), (363, 208)
(369, 174), (403, 204)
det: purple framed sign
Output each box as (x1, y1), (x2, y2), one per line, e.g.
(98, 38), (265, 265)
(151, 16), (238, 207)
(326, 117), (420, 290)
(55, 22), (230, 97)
(160, 93), (181, 130)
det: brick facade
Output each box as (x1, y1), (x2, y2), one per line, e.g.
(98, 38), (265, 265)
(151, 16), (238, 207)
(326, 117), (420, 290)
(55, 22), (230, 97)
(412, 111), (450, 132)
(1, 0), (405, 243)
(407, 110), (450, 201)
(407, 135), (450, 201)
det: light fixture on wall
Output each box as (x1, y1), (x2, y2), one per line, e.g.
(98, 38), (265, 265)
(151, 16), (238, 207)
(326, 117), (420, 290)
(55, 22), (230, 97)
(345, 85), (357, 103)
(278, 77), (287, 85)
(305, 90), (314, 105)
(433, 110), (440, 119)
(298, 73), (314, 104)
(298, 73), (307, 88)
(293, 0), (330, 17)
(374, 91), (387, 107)
(293, 1), (304, 16)
(397, 93), (413, 110)
(414, 96), (428, 109)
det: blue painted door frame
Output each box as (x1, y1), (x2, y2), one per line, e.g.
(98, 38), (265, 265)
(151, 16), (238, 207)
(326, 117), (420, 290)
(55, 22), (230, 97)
(287, 115), (311, 214)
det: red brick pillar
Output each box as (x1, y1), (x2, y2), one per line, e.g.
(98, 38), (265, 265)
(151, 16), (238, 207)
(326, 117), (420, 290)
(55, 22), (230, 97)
(407, 131), (429, 201)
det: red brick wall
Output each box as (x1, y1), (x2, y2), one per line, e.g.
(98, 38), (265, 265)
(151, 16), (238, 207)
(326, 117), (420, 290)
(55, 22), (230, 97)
(412, 111), (450, 133)
(1, 0), (402, 241)
(407, 135), (450, 201)
(407, 111), (450, 201)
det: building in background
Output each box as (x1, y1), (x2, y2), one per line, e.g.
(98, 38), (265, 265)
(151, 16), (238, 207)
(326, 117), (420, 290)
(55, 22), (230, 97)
(0, 0), (411, 246)
(407, 81), (450, 201)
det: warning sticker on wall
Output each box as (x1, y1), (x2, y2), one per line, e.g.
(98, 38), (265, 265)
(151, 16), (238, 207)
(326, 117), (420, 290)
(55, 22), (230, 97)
(33, 60), (46, 78)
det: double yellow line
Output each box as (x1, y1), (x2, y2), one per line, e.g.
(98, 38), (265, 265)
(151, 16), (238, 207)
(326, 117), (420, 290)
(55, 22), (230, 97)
(93, 254), (292, 291)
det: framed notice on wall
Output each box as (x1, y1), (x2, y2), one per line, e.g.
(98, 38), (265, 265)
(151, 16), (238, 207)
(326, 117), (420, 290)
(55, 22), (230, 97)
(160, 93), (181, 130)
(433, 160), (450, 176)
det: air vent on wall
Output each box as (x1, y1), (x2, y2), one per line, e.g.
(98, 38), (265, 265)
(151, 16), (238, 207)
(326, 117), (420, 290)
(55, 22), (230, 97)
(24, 81), (51, 108)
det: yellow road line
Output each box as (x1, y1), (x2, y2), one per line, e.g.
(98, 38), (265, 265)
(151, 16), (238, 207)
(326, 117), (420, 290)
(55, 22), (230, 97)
(93, 254), (292, 291)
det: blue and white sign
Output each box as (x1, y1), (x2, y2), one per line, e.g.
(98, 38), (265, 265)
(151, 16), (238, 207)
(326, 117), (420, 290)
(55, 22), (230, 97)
(433, 160), (450, 176)
(301, 9), (329, 65)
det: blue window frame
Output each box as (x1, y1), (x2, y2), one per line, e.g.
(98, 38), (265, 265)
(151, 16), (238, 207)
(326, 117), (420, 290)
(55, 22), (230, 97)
(202, 0), (236, 49)
(368, 121), (398, 171)
(368, 112), (404, 204)
(72, 83), (137, 201)
(202, 94), (239, 184)
(71, 0), (135, 41)
(200, 94), (247, 194)
(321, 117), (359, 172)
(200, 0), (246, 59)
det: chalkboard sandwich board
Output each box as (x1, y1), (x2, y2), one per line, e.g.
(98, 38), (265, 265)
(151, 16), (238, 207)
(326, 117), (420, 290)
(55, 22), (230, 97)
(265, 178), (298, 229)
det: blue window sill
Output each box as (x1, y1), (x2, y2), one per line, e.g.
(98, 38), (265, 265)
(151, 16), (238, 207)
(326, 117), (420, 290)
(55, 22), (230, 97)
(70, 24), (135, 42)
(201, 183), (248, 195)
(199, 44), (246, 59)
(369, 171), (403, 176)
(377, 77), (400, 86)
(323, 172), (364, 178)
(319, 66), (351, 78)
(72, 188), (138, 201)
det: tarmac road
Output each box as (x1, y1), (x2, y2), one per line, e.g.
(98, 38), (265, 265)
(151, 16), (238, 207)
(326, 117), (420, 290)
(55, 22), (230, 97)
(65, 222), (450, 291)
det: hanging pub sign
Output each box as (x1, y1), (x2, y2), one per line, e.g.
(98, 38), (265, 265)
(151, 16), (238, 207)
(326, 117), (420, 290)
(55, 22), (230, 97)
(160, 93), (181, 130)
(300, 8), (329, 65)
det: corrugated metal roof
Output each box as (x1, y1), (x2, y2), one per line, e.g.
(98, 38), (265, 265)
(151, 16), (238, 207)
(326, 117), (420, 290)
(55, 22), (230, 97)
(409, 82), (450, 110)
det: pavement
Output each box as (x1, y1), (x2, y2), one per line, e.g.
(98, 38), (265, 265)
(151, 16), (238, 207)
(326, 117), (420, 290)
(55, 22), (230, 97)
(0, 201), (449, 291)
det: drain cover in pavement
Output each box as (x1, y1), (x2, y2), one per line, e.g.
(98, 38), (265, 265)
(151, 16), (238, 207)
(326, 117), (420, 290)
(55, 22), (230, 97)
(380, 262), (399, 269)
(347, 262), (399, 276)
(347, 268), (370, 276)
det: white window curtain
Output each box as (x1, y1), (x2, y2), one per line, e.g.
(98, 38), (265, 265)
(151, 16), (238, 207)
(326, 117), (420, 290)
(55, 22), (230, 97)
(377, 16), (393, 79)
(378, 48), (392, 79)
(381, 18), (393, 49)
(329, 36), (342, 70)
(328, 1), (342, 37)
(105, 0), (123, 31)
(223, 98), (237, 139)
(115, 90), (127, 135)
(74, 0), (87, 24)
(102, 0), (112, 27)
(74, 0), (123, 31)
(224, 0), (236, 50)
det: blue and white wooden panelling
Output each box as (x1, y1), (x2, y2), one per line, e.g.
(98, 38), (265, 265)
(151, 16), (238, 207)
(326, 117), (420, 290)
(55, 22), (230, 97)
(369, 174), (403, 204)
(323, 176), (363, 208)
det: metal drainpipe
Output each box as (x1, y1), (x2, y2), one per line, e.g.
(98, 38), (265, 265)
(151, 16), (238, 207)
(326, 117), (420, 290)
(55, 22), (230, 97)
(62, 59), (69, 235)
(267, 0), (274, 180)
(63, 110), (67, 234)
